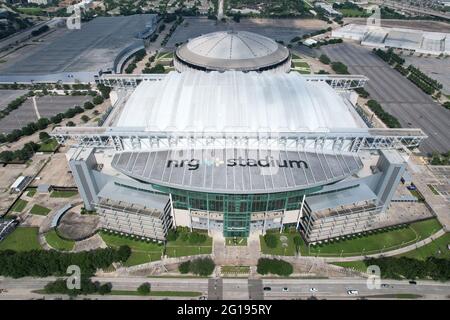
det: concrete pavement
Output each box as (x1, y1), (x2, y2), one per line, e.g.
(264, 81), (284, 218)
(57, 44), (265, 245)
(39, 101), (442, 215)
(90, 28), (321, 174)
(1, 276), (449, 300)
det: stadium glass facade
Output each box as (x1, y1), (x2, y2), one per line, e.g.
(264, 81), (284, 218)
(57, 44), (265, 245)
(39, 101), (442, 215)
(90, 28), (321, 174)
(152, 185), (322, 237)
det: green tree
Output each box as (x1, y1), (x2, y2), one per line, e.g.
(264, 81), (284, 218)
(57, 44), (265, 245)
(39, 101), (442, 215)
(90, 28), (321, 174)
(264, 233), (278, 248)
(98, 283), (112, 295)
(81, 115), (90, 123)
(319, 54), (330, 65)
(137, 283), (151, 295)
(39, 131), (50, 141)
(84, 101), (95, 110)
(189, 257), (215, 276)
(92, 95), (104, 105)
(178, 260), (191, 274)
(293, 235), (302, 253)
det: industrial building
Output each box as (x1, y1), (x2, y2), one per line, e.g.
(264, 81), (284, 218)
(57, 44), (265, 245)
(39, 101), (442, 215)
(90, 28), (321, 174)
(332, 24), (450, 55)
(53, 32), (426, 243)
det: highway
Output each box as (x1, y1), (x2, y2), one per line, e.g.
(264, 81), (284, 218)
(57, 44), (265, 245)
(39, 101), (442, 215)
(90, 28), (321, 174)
(0, 276), (449, 300)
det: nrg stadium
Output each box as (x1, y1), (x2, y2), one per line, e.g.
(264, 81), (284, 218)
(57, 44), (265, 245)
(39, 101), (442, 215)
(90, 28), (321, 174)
(52, 31), (426, 244)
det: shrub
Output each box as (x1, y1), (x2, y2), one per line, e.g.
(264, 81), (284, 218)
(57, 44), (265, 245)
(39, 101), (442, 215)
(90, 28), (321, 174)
(178, 261), (191, 274)
(84, 101), (95, 109)
(189, 257), (215, 276)
(137, 283), (151, 294)
(98, 283), (112, 295)
(81, 115), (90, 123)
(257, 258), (293, 276)
(264, 233), (278, 248)
(39, 131), (50, 141)
(92, 95), (104, 105)
(319, 54), (330, 65)
(166, 229), (178, 241)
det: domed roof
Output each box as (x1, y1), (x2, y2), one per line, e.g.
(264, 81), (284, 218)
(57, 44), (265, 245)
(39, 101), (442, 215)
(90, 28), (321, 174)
(175, 31), (290, 72)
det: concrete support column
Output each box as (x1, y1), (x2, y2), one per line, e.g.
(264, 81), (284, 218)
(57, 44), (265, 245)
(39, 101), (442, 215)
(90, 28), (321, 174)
(296, 194), (306, 230)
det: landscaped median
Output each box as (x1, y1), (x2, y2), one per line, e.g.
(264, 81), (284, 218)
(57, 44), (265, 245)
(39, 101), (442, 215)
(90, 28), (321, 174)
(0, 227), (41, 251)
(303, 218), (443, 257)
(99, 230), (164, 267)
(44, 229), (75, 251)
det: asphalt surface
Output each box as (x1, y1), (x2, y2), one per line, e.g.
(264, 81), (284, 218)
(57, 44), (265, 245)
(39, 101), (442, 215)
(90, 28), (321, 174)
(321, 43), (450, 154)
(0, 90), (28, 108)
(1, 276), (449, 300)
(0, 95), (90, 134)
(0, 15), (153, 75)
(167, 16), (328, 48)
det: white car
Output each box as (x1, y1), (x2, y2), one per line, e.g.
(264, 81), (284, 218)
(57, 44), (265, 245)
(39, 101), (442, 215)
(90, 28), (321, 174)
(347, 290), (359, 295)
(282, 287), (289, 292)
(309, 288), (318, 292)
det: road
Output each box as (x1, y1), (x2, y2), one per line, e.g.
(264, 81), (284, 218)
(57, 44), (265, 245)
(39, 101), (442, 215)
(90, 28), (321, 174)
(0, 276), (449, 300)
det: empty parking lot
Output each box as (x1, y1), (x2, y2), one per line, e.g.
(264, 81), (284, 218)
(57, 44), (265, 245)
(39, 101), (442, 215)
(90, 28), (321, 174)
(0, 95), (90, 134)
(321, 42), (450, 154)
(167, 17), (328, 48)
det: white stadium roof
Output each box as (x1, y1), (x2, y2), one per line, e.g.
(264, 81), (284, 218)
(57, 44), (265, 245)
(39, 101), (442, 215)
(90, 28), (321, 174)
(175, 31), (290, 71)
(115, 71), (361, 132)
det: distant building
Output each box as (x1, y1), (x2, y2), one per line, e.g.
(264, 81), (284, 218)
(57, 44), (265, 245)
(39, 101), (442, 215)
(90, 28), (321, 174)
(314, 2), (343, 17)
(333, 24), (450, 55)
(10, 176), (31, 193)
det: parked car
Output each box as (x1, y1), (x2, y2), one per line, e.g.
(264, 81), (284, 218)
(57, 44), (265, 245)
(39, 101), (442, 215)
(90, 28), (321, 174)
(309, 288), (318, 292)
(409, 280), (417, 285)
(347, 290), (359, 295)
(263, 287), (272, 291)
(282, 287), (289, 292)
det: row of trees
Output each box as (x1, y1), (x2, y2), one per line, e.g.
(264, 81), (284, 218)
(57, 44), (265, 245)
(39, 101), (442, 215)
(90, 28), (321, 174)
(0, 246), (131, 278)
(367, 99), (401, 128)
(365, 257), (450, 281)
(31, 25), (49, 37)
(257, 258), (293, 276)
(373, 48), (405, 66)
(125, 49), (147, 74)
(430, 151), (450, 165)
(407, 65), (442, 91)
(0, 94), (104, 145)
(0, 93), (30, 120)
(178, 257), (215, 276)
(0, 141), (40, 163)
(44, 277), (112, 297)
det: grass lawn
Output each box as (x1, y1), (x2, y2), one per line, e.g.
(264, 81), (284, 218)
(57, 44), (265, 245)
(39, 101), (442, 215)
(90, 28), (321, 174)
(225, 237), (247, 246)
(50, 190), (78, 198)
(165, 232), (212, 258)
(305, 218), (442, 257)
(30, 204), (51, 216)
(99, 231), (164, 266)
(26, 188), (36, 197)
(339, 8), (370, 17)
(427, 184), (439, 195)
(38, 139), (59, 152)
(331, 261), (368, 272)
(11, 199), (28, 213)
(109, 290), (201, 297)
(17, 7), (43, 15)
(260, 232), (300, 256)
(0, 227), (41, 251)
(398, 232), (450, 260)
(221, 266), (250, 274)
(45, 230), (74, 251)
(293, 61), (310, 69)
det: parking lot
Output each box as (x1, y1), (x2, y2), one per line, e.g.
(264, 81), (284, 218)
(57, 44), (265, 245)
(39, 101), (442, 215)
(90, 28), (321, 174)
(0, 90), (28, 109)
(404, 55), (450, 95)
(0, 15), (153, 76)
(167, 17), (328, 48)
(0, 95), (90, 134)
(320, 42), (450, 154)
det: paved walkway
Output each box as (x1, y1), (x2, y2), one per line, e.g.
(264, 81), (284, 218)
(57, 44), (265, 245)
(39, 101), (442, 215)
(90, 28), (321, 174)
(322, 228), (446, 262)
(409, 161), (450, 232)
